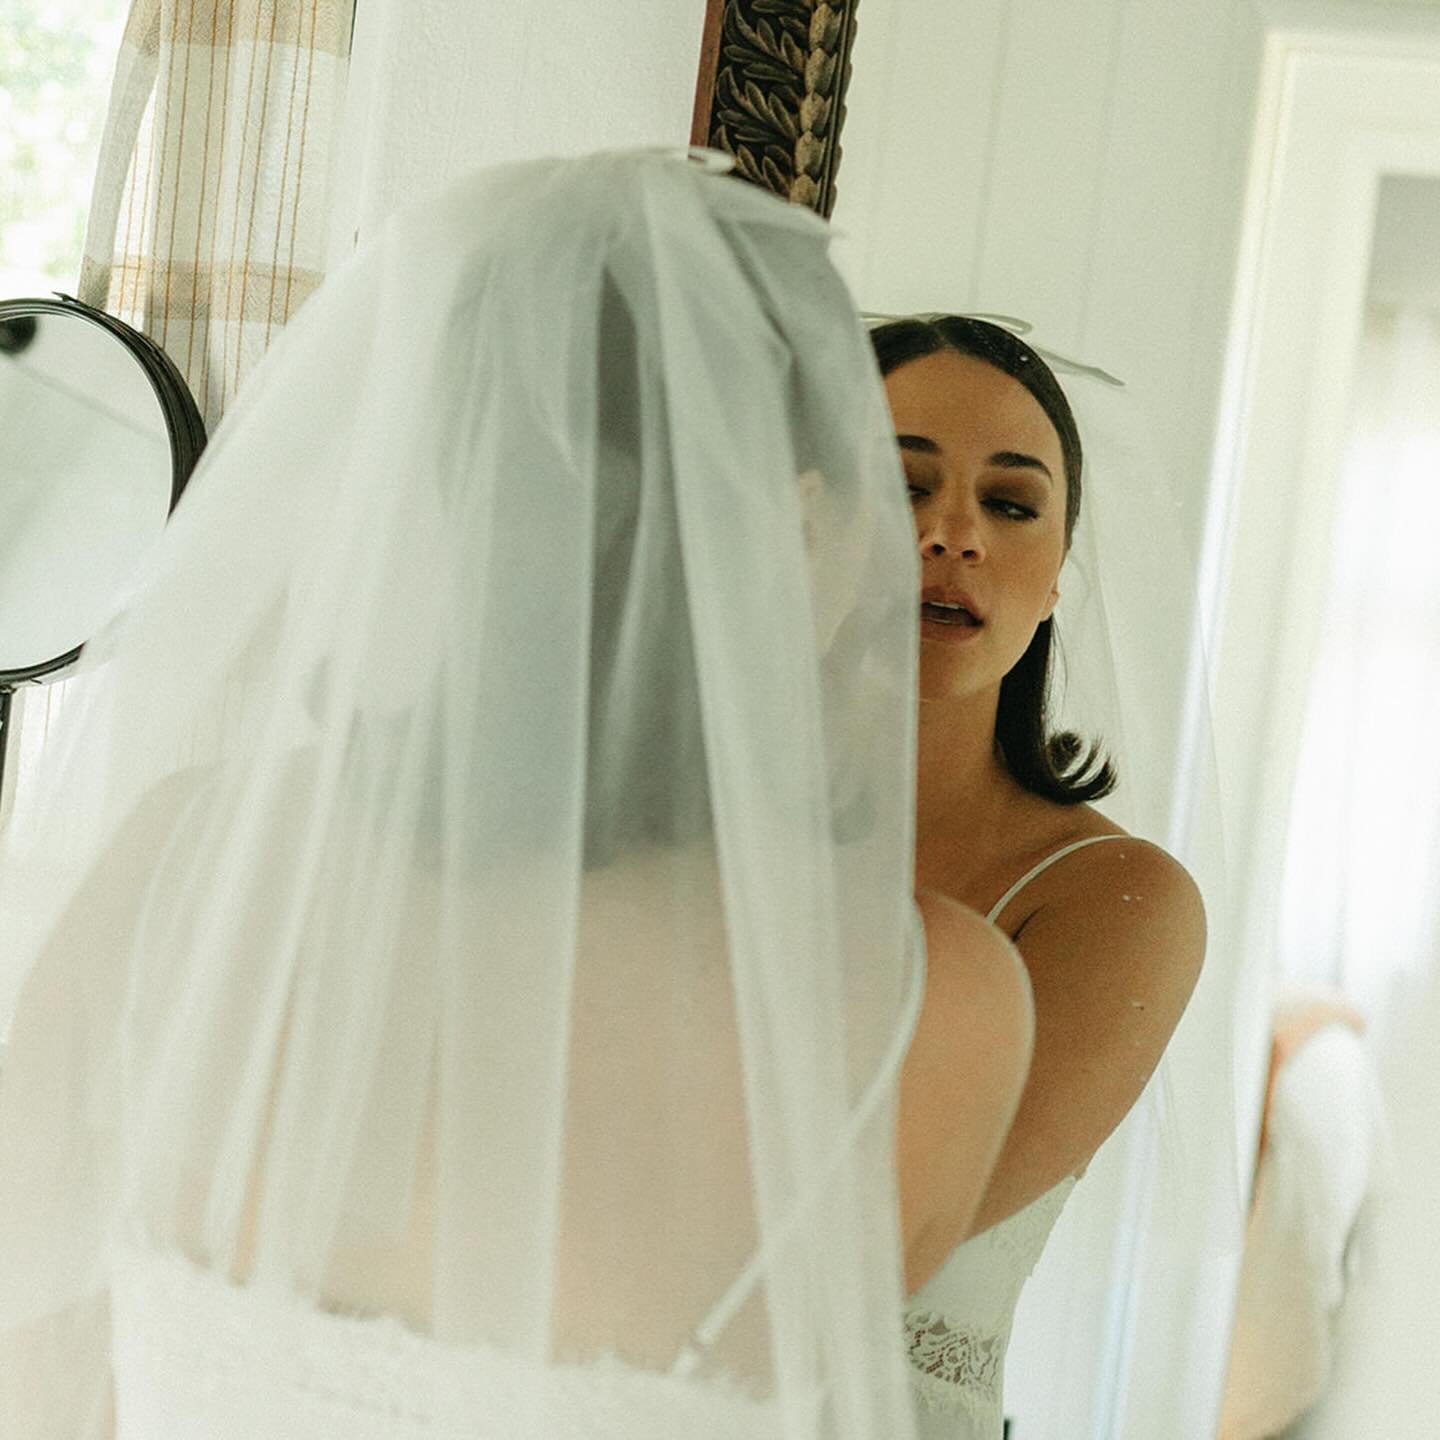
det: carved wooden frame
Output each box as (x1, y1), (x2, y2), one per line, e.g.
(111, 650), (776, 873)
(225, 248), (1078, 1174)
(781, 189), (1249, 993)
(690, 0), (862, 218)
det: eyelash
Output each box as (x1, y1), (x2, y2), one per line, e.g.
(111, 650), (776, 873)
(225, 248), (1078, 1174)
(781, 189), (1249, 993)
(905, 486), (1039, 522)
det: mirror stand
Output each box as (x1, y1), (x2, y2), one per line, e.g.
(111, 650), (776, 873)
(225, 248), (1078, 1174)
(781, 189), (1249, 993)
(0, 691), (12, 823)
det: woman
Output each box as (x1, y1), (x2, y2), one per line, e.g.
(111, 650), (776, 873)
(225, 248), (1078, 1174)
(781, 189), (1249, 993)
(0, 155), (1030, 1439)
(872, 317), (1207, 1434)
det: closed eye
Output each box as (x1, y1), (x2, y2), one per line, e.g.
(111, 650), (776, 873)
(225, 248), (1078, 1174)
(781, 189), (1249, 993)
(985, 498), (1039, 521)
(905, 486), (1040, 522)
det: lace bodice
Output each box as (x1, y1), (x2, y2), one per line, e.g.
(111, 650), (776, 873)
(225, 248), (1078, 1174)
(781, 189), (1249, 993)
(108, 1246), (792, 1440)
(903, 1177), (1078, 1436)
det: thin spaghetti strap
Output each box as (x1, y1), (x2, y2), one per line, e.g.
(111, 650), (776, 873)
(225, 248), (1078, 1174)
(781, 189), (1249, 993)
(985, 834), (1130, 926)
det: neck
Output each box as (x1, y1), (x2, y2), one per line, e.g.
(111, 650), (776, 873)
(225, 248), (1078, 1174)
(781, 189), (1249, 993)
(914, 682), (1016, 844)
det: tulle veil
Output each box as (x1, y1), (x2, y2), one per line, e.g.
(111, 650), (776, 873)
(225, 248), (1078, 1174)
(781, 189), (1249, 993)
(0, 149), (928, 1438)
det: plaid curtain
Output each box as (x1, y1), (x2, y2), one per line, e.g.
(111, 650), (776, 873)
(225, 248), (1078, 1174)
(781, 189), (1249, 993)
(78, 0), (354, 426)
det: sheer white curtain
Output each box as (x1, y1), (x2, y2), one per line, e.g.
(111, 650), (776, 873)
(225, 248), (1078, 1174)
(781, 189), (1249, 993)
(77, 0), (356, 426)
(1277, 302), (1440, 1046)
(1260, 306), (1440, 1434)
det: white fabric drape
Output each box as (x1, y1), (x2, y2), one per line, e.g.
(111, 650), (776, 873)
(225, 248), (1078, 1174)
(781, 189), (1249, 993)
(1294, 969), (1440, 1437)
(996, 364), (1243, 1440)
(1216, 1025), (1386, 1440)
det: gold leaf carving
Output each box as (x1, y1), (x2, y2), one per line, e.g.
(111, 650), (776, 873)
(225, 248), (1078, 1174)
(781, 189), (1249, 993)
(697, 0), (860, 218)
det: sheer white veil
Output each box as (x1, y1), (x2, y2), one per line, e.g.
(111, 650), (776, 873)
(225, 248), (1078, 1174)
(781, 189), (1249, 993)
(0, 149), (926, 1438)
(1006, 347), (1245, 1433)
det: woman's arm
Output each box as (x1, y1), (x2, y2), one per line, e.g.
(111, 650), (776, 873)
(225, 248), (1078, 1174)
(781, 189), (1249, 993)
(965, 839), (1204, 1238)
(897, 889), (1034, 1295)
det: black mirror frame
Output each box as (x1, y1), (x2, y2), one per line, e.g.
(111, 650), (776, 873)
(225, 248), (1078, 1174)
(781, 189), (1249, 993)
(0, 293), (206, 688)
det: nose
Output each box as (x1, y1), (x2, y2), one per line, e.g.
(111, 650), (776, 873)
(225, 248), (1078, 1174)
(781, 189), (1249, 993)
(916, 498), (985, 562)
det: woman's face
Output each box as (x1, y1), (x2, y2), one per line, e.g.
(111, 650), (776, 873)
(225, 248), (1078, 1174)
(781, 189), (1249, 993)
(883, 350), (1068, 704)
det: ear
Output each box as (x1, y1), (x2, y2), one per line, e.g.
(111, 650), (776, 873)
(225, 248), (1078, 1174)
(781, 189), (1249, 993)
(1041, 582), (1060, 623)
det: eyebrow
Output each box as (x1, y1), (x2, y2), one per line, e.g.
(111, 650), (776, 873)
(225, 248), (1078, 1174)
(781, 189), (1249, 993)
(896, 434), (941, 455)
(896, 434), (1054, 484)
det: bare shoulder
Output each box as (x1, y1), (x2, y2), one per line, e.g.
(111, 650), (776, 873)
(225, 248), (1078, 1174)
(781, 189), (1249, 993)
(1013, 833), (1206, 996)
(963, 832), (1205, 1234)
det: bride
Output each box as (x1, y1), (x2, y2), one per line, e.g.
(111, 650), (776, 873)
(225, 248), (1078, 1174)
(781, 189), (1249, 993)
(871, 316), (1208, 1435)
(0, 152), (1031, 1438)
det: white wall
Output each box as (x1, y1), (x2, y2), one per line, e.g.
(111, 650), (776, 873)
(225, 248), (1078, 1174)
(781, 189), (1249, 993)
(1368, 172), (1440, 304)
(329, 0), (706, 259)
(832, 0), (1266, 555)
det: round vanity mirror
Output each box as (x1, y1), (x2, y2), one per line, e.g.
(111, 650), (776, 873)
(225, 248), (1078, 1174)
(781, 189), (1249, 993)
(0, 295), (205, 799)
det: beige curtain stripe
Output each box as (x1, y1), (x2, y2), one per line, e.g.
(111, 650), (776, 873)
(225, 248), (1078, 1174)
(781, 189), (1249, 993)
(220, 30), (265, 406)
(198, 0), (238, 409)
(267, 0), (313, 346)
(281, 12), (318, 327)
(104, 257), (326, 320)
(155, 2), (191, 350)
(181, 14), (222, 380)
(79, 0), (352, 428)
(141, 80), (163, 320)
(160, 0), (350, 54)
(244, 14), (283, 399)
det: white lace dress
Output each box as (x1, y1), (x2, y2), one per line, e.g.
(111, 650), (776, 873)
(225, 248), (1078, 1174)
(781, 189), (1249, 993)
(903, 1177), (1077, 1436)
(903, 836), (1123, 1437)
(109, 1245), (792, 1440)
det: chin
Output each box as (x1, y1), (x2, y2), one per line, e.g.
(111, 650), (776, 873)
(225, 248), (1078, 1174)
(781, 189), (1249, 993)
(917, 647), (1004, 707)
(918, 660), (972, 704)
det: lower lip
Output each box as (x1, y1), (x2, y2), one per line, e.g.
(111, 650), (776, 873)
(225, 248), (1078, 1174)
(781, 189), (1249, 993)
(920, 613), (983, 643)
